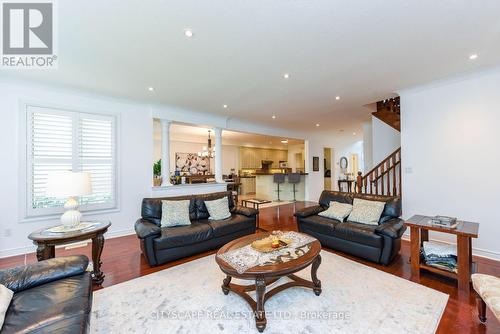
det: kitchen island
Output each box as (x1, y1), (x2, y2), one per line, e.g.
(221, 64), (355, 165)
(254, 173), (306, 201)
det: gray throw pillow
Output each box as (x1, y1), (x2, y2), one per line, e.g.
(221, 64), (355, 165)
(347, 198), (385, 225)
(205, 197), (232, 220)
(160, 200), (191, 227)
(318, 201), (353, 221)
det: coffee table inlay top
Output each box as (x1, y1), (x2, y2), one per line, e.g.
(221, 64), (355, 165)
(216, 232), (322, 332)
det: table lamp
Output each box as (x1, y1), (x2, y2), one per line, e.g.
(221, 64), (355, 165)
(46, 171), (92, 227)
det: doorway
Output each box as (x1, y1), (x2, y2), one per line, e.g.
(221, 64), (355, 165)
(323, 148), (333, 190)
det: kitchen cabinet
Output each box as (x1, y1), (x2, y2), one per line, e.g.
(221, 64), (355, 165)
(239, 147), (288, 168)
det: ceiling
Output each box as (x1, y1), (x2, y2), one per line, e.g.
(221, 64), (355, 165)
(5, 0), (500, 133)
(154, 121), (304, 149)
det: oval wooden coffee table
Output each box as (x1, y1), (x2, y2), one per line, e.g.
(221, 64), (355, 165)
(216, 232), (322, 332)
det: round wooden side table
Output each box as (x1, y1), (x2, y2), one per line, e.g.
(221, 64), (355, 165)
(28, 221), (111, 284)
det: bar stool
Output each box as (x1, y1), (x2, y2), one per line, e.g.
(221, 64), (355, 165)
(273, 173), (285, 202)
(288, 172), (301, 201)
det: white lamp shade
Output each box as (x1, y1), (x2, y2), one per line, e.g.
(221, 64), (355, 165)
(46, 171), (92, 197)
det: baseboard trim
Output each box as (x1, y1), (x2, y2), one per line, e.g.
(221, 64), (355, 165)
(0, 228), (136, 259)
(401, 234), (500, 261)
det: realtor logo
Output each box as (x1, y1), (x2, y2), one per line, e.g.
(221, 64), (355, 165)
(1, 0), (57, 68)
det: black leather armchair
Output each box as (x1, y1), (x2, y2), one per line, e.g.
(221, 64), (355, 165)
(295, 191), (406, 265)
(0, 255), (92, 334)
(135, 191), (258, 266)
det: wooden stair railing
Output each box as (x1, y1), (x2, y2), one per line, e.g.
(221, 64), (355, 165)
(357, 147), (401, 197)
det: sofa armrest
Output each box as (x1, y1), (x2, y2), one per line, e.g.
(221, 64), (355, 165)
(0, 255), (88, 293)
(135, 218), (161, 239)
(232, 205), (258, 217)
(375, 218), (406, 239)
(294, 205), (325, 218)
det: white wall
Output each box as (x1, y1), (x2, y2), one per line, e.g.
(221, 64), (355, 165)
(362, 121), (373, 171)
(372, 116), (400, 165)
(400, 67), (500, 260)
(305, 133), (364, 201)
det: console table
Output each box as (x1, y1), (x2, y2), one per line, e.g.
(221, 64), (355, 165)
(404, 215), (479, 293)
(28, 221), (111, 284)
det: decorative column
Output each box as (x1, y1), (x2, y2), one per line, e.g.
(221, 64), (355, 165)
(214, 127), (223, 183)
(161, 120), (172, 186)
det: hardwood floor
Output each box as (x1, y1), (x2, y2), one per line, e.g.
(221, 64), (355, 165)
(1, 202), (499, 333)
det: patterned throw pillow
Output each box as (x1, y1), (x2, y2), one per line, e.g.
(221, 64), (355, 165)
(205, 197), (232, 220)
(347, 198), (386, 225)
(160, 200), (191, 227)
(0, 284), (13, 329)
(318, 201), (353, 221)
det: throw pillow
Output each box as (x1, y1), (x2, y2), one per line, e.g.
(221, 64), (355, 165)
(0, 284), (13, 330)
(347, 198), (386, 225)
(205, 197), (232, 220)
(318, 201), (353, 221)
(160, 200), (191, 227)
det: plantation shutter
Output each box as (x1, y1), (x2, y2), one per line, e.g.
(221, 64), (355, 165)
(27, 106), (117, 217)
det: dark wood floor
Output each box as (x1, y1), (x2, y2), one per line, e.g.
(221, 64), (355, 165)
(1, 202), (499, 333)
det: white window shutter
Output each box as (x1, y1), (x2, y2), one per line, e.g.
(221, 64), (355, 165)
(27, 106), (117, 217)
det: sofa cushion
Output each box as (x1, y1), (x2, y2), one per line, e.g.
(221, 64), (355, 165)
(319, 201), (353, 222)
(161, 200), (192, 227)
(154, 223), (213, 250)
(205, 197), (231, 220)
(299, 215), (341, 235)
(348, 198), (385, 226)
(195, 191), (235, 220)
(319, 192), (353, 208)
(1, 274), (92, 334)
(332, 222), (383, 248)
(0, 284), (13, 330)
(207, 214), (255, 238)
(142, 197), (197, 226)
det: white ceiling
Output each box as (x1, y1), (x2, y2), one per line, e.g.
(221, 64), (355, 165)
(5, 0), (500, 133)
(154, 121), (304, 149)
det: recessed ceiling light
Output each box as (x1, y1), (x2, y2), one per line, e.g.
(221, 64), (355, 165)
(335, 96), (340, 100)
(283, 73), (290, 79)
(184, 29), (194, 38)
(223, 104), (228, 109)
(353, 132), (356, 135)
(469, 54), (478, 60)
(316, 123), (320, 127)
(281, 139), (288, 144)
(272, 115), (276, 119)
(148, 87), (154, 92)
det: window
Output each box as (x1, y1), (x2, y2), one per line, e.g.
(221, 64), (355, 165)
(26, 105), (117, 217)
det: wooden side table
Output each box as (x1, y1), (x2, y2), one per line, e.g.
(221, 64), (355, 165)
(404, 215), (479, 293)
(28, 221), (111, 284)
(242, 199), (271, 229)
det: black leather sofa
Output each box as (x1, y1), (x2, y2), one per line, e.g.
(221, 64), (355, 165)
(295, 191), (405, 265)
(135, 191), (258, 266)
(0, 255), (92, 334)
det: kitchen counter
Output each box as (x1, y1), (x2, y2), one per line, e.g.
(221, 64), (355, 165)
(255, 174), (306, 201)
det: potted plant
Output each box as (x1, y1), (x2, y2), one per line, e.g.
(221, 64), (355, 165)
(153, 159), (162, 186)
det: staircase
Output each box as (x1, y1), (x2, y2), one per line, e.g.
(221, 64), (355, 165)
(356, 96), (402, 197)
(372, 96), (400, 131)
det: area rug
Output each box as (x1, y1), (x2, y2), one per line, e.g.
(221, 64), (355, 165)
(91, 252), (448, 334)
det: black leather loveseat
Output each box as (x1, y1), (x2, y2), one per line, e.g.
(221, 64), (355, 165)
(295, 191), (405, 265)
(135, 191), (258, 266)
(0, 255), (92, 334)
